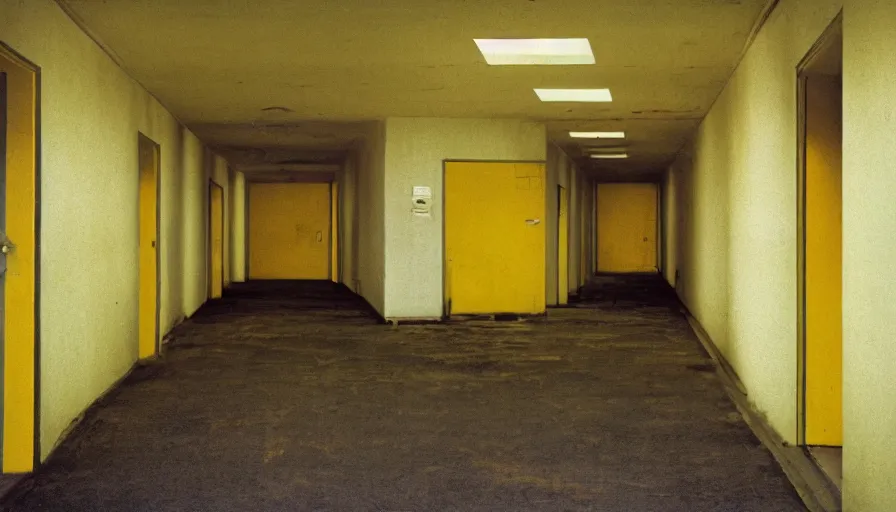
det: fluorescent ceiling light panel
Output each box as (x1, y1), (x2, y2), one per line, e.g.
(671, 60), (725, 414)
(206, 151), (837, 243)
(590, 153), (629, 159)
(474, 38), (595, 65)
(534, 88), (612, 102)
(569, 131), (626, 139)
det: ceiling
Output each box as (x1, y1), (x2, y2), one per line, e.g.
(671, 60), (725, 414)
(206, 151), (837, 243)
(59, 0), (771, 179)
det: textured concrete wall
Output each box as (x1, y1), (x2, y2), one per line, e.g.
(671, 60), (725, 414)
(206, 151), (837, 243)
(842, 1), (896, 509)
(230, 171), (246, 283)
(382, 118), (546, 319)
(664, 0), (843, 444)
(0, 0), (228, 458)
(356, 122), (387, 315)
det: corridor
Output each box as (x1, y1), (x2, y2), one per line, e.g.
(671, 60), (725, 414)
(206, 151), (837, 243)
(5, 277), (802, 511)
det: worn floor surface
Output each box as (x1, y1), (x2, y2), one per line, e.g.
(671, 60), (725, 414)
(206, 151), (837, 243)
(7, 276), (804, 511)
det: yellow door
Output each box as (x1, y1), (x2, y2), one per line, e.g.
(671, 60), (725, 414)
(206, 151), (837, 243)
(209, 182), (224, 299)
(445, 161), (545, 315)
(138, 134), (159, 360)
(1, 51), (38, 472)
(596, 183), (658, 273)
(330, 182), (339, 282)
(249, 182), (330, 279)
(804, 75), (842, 446)
(558, 186), (569, 305)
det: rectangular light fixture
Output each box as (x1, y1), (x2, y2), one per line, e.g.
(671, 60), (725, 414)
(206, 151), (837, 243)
(590, 153), (629, 159)
(474, 38), (595, 65)
(534, 88), (612, 102)
(570, 131), (626, 139)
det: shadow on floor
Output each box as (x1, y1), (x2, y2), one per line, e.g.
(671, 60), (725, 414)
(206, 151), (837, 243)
(5, 276), (804, 511)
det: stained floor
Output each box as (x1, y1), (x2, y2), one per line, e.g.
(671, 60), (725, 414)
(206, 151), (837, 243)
(6, 276), (804, 511)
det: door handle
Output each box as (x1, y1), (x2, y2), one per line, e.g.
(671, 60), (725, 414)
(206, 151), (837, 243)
(0, 233), (14, 254)
(316, 231), (323, 242)
(525, 219), (541, 225)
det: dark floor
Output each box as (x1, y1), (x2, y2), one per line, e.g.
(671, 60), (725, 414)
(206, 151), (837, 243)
(6, 276), (804, 511)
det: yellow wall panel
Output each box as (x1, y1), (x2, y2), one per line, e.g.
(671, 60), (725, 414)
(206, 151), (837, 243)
(2, 52), (36, 473)
(249, 183), (330, 280)
(331, 182), (339, 283)
(804, 75), (842, 446)
(445, 162), (545, 315)
(596, 183), (658, 273)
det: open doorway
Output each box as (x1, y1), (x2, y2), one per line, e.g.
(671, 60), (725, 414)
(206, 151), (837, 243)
(797, 14), (843, 491)
(137, 133), (160, 360)
(0, 44), (39, 475)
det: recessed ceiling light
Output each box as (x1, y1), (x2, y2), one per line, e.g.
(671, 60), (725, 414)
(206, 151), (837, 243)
(474, 38), (595, 65)
(570, 131), (625, 139)
(534, 88), (612, 102)
(590, 153), (629, 159)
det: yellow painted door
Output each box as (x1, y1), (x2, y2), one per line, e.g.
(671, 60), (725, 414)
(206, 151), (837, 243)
(558, 186), (569, 305)
(804, 75), (842, 446)
(1, 53), (37, 472)
(596, 183), (658, 273)
(138, 134), (159, 360)
(330, 182), (339, 282)
(445, 161), (545, 315)
(209, 183), (224, 299)
(249, 182), (330, 280)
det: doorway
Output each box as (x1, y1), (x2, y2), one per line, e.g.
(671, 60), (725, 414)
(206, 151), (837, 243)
(443, 161), (546, 316)
(596, 183), (658, 273)
(0, 45), (38, 474)
(208, 181), (224, 299)
(248, 182), (331, 280)
(557, 185), (569, 305)
(330, 181), (339, 283)
(137, 133), (160, 360)
(797, 15), (843, 490)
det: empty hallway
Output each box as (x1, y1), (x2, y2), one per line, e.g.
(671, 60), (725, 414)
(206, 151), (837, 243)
(6, 278), (802, 511)
(3, 0), (896, 510)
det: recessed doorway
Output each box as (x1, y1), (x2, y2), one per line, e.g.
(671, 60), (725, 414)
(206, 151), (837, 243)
(797, 13), (843, 491)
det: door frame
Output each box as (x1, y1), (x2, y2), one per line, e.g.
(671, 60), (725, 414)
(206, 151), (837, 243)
(137, 133), (161, 360)
(0, 41), (41, 473)
(795, 11), (843, 447)
(441, 159), (547, 318)
(594, 182), (660, 274)
(246, 181), (333, 280)
(207, 180), (224, 298)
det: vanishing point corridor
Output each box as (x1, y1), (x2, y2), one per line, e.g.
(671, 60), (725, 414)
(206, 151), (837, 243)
(6, 277), (802, 511)
(4, 0), (895, 509)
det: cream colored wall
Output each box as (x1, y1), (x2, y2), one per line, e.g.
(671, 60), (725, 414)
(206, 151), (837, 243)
(229, 171), (246, 283)
(210, 157), (230, 287)
(842, 1), (896, 509)
(664, 0), (843, 444)
(661, 165), (678, 286)
(546, 142), (584, 304)
(355, 121), (387, 315)
(382, 118), (546, 319)
(0, 0), (229, 458)
(339, 155), (357, 288)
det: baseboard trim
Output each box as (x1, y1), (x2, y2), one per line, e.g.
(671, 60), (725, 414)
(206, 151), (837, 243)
(682, 309), (841, 512)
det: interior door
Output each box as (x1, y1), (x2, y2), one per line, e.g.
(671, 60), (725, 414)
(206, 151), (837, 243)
(596, 183), (658, 273)
(1, 50), (37, 473)
(444, 161), (545, 315)
(0, 71), (7, 468)
(209, 182), (224, 299)
(137, 134), (159, 360)
(248, 182), (331, 280)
